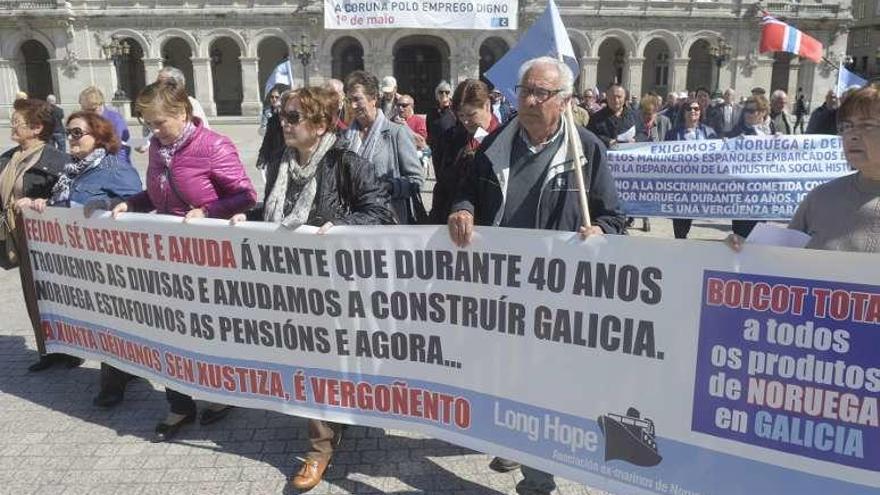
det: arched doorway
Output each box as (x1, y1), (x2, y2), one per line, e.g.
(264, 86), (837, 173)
(258, 37), (289, 101)
(20, 40), (53, 100)
(118, 38), (146, 111)
(770, 52), (793, 93)
(331, 37), (364, 81)
(210, 37), (243, 116)
(597, 38), (626, 90)
(479, 37), (509, 85)
(642, 39), (671, 96)
(161, 38), (195, 97)
(686, 40), (713, 91)
(393, 36), (449, 114)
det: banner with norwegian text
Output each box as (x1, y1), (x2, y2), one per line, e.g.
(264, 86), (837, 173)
(323, 0), (517, 30)
(26, 208), (879, 495)
(608, 135), (852, 220)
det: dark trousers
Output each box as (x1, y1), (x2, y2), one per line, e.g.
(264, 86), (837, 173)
(673, 219), (760, 239)
(99, 363), (137, 395)
(167, 389), (197, 416)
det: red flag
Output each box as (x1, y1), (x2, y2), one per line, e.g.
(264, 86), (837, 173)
(759, 16), (823, 63)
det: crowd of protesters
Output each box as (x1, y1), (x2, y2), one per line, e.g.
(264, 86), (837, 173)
(4, 59), (878, 494)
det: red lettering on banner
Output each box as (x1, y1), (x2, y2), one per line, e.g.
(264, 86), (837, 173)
(705, 278), (807, 315)
(82, 227), (152, 259)
(195, 361), (286, 398)
(51, 321), (99, 350)
(307, 375), (472, 429)
(812, 287), (880, 323)
(164, 352), (195, 383)
(167, 236), (236, 268)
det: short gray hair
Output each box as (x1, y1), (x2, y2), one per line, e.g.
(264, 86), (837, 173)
(435, 80), (452, 97)
(517, 57), (574, 99)
(158, 66), (186, 87)
(771, 89), (787, 101)
(46, 94), (57, 104)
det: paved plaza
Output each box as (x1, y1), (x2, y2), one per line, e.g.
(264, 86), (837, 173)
(0, 121), (730, 495)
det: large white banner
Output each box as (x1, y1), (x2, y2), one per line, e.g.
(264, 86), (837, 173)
(25, 208), (879, 495)
(324, 0), (517, 30)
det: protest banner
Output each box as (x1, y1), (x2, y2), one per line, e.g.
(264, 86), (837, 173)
(25, 208), (879, 495)
(608, 134), (852, 220)
(324, 0), (517, 30)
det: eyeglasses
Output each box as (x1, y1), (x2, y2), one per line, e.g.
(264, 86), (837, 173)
(280, 110), (302, 126)
(838, 121), (880, 135)
(515, 85), (562, 104)
(10, 120), (28, 129)
(437, 90), (451, 95)
(65, 127), (90, 140)
(685, 107), (701, 112)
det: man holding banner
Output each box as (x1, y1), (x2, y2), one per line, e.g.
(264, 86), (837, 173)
(447, 56), (625, 494)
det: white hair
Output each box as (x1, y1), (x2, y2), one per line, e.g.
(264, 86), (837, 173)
(771, 89), (787, 101)
(46, 94), (57, 104)
(158, 66), (186, 87)
(435, 80), (452, 96)
(517, 57), (574, 98)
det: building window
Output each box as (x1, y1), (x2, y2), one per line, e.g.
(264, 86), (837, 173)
(654, 51), (669, 87)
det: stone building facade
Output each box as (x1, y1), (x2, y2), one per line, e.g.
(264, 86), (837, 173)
(847, 0), (879, 79)
(0, 0), (852, 119)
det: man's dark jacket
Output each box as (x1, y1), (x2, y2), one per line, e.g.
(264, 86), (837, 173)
(451, 118), (626, 234)
(806, 104), (838, 135)
(587, 106), (638, 148)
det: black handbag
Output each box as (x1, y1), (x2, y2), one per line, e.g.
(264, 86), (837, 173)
(407, 189), (429, 225)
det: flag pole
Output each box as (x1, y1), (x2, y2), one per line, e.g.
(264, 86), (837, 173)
(558, 53), (592, 229)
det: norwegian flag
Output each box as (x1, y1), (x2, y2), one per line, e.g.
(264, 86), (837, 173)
(759, 15), (823, 63)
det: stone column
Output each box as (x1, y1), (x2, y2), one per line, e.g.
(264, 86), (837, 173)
(0, 58), (19, 120)
(451, 49), (479, 84)
(669, 58), (690, 92)
(627, 57), (644, 97)
(142, 58), (164, 80)
(239, 56), (262, 116)
(579, 56), (599, 93)
(191, 57), (216, 117)
(786, 59), (800, 100)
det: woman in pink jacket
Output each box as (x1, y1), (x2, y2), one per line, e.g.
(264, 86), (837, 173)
(110, 79), (257, 442)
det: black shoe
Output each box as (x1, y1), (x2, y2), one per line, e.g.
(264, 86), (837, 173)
(489, 456), (521, 473)
(93, 391), (124, 408)
(151, 414), (195, 443)
(199, 405), (233, 426)
(63, 355), (84, 368)
(28, 354), (59, 372)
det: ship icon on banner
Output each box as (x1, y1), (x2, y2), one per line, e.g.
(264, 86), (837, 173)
(598, 407), (663, 467)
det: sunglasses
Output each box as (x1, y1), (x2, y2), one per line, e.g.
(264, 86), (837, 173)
(437, 90), (451, 95)
(65, 127), (90, 140)
(279, 110), (302, 126)
(685, 107), (701, 112)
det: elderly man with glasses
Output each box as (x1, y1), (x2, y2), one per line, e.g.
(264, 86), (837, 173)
(447, 57), (626, 494)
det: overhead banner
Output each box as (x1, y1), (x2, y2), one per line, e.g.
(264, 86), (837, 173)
(608, 135), (852, 220)
(323, 0), (518, 30)
(25, 208), (879, 495)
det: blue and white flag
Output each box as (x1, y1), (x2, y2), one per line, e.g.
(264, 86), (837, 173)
(264, 59), (294, 97)
(484, 0), (578, 109)
(836, 63), (867, 97)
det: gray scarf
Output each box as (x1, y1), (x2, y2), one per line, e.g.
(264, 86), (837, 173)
(344, 110), (386, 163)
(264, 133), (337, 227)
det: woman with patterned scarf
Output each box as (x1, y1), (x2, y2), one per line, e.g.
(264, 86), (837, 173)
(342, 70), (424, 224)
(109, 79), (257, 442)
(231, 86), (393, 491)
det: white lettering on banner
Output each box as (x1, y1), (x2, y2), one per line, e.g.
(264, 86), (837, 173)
(324, 0), (517, 29)
(27, 209), (880, 495)
(609, 135), (853, 220)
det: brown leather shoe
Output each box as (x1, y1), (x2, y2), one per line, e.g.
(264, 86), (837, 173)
(291, 457), (329, 491)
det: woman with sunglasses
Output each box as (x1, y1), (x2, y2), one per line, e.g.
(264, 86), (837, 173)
(231, 86), (392, 491)
(1, 98), (78, 371)
(665, 99), (717, 239)
(18, 112), (142, 390)
(109, 79), (257, 442)
(429, 79), (500, 224)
